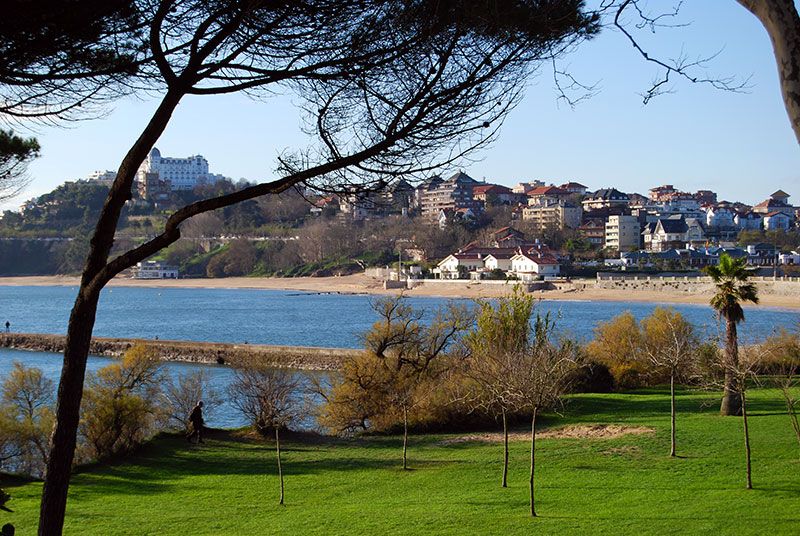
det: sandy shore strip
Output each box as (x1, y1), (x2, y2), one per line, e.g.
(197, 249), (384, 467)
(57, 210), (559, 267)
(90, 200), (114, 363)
(0, 274), (798, 310)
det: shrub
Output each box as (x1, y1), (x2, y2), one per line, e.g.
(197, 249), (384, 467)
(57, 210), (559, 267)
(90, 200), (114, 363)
(0, 362), (55, 477)
(567, 360), (615, 393)
(79, 345), (164, 460)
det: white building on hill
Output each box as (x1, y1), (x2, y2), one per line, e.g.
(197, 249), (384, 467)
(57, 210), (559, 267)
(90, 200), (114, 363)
(137, 147), (225, 191)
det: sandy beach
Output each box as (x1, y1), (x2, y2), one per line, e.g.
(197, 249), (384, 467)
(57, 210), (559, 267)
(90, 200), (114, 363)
(1, 274), (798, 310)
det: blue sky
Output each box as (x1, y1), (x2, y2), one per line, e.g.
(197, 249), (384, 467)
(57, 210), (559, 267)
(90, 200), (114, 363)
(4, 1), (799, 210)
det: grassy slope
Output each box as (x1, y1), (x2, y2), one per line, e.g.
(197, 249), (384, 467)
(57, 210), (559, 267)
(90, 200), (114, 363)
(3, 389), (800, 535)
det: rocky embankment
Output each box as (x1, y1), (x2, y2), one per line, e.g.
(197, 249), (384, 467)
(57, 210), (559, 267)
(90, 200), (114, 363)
(0, 333), (360, 370)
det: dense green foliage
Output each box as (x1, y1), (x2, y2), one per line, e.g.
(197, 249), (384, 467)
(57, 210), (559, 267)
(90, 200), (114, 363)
(2, 388), (799, 534)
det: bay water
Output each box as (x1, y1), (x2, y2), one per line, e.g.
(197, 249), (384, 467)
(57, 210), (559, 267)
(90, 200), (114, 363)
(0, 285), (797, 428)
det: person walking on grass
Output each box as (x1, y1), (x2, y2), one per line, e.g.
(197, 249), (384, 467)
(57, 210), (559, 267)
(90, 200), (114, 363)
(187, 401), (204, 444)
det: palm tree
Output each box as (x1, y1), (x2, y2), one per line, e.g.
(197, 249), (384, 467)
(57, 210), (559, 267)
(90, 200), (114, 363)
(705, 253), (759, 416)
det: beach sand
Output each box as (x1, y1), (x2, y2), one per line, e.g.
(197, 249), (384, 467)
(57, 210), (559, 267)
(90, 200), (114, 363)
(1, 274), (797, 309)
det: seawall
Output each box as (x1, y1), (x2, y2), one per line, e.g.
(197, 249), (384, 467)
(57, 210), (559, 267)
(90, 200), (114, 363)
(592, 276), (800, 297)
(0, 333), (362, 371)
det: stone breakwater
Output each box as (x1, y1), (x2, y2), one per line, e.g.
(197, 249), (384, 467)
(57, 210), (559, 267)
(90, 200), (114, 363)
(0, 333), (361, 371)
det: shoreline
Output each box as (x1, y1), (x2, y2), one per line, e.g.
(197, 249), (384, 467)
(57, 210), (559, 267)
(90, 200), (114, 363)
(0, 274), (798, 310)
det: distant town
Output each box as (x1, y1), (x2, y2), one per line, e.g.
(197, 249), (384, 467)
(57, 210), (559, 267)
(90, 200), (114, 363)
(2, 147), (798, 280)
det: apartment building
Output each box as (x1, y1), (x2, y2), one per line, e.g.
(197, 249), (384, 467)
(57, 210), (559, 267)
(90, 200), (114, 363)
(419, 171), (482, 219)
(604, 215), (640, 252)
(522, 200), (581, 230)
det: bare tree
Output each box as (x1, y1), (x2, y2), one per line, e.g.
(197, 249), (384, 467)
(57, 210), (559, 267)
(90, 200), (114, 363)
(228, 356), (303, 505)
(161, 369), (222, 432)
(463, 286), (534, 488)
(761, 328), (800, 453)
(640, 307), (698, 457)
(462, 290), (580, 516)
(36, 3), (600, 530)
(511, 315), (581, 517)
(703, 341), (765, 489)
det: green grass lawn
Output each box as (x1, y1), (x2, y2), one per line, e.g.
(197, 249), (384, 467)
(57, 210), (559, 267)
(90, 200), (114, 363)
(3, 388), (800, 535)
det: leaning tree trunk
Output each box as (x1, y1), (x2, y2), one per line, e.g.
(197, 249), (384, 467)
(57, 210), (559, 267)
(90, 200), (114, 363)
(670, 371), (677, 457)
(501, 407), (509, 488)
(276, 428), (285, 505)
(720, 319), (743, 416)
(38, 89), (184, 536)
(737, 0), (800, 145)
(529, 407), (538, 518)
(741, 389), (753, 489)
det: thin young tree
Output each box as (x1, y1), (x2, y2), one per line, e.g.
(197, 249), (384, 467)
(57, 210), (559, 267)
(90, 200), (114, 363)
(705, 253), (759, 416)
(640, 307), (698, 457)
(463, 286), (534, 488)
(513, 315), (581, 517)
(228, 355), (303, 506)
(705, 343), (765, 489)
(35, 4), (600, 532)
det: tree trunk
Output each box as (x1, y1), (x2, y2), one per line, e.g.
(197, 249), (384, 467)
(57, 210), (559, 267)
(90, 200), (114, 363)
(720, 319), (743, 416)
(38, 89), (184, 536)
(529, 407), (538, 518)
(402, 405), (408, 471)
(276, 427), (284, 505)
(502, 407), (509, 488)
(670, 371), (676, 457)
(742, 389), (753, 489)
(783, 391), (800, 451)
(737, 0), (800, 145)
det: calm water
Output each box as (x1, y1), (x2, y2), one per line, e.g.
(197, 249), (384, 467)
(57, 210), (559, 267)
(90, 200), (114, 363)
(0, 348), (323, 429)
(0, 285), (797, 346)
(0, 285), (796, 427)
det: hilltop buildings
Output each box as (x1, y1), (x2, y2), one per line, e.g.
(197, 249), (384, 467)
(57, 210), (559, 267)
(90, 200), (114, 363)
(136, 147), (226, 193)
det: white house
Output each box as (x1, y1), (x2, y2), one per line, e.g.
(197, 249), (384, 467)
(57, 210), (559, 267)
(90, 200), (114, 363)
(779, 251), (800, 265)
(509, 252), (560, 281)
(763, 211), (793, 231)
(435, 253), (484, 279)
(705, 206), (736, 228)
(735, 211), (763, 230)
(132, 261), (179, 279)
(483, 253), (514, 272)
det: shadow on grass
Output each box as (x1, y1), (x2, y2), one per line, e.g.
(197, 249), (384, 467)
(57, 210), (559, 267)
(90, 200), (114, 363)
(65, 429), (459, 498)
(565, 388), (788, 422)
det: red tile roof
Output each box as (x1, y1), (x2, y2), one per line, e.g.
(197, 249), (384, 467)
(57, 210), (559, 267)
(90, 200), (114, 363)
(472, 184), (512, 195)
(526, 186), (568, 197)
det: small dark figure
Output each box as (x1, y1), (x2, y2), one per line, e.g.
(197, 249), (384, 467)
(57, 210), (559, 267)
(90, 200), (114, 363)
(4, 321), (9, 333)
(187, 401), (204, 444)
